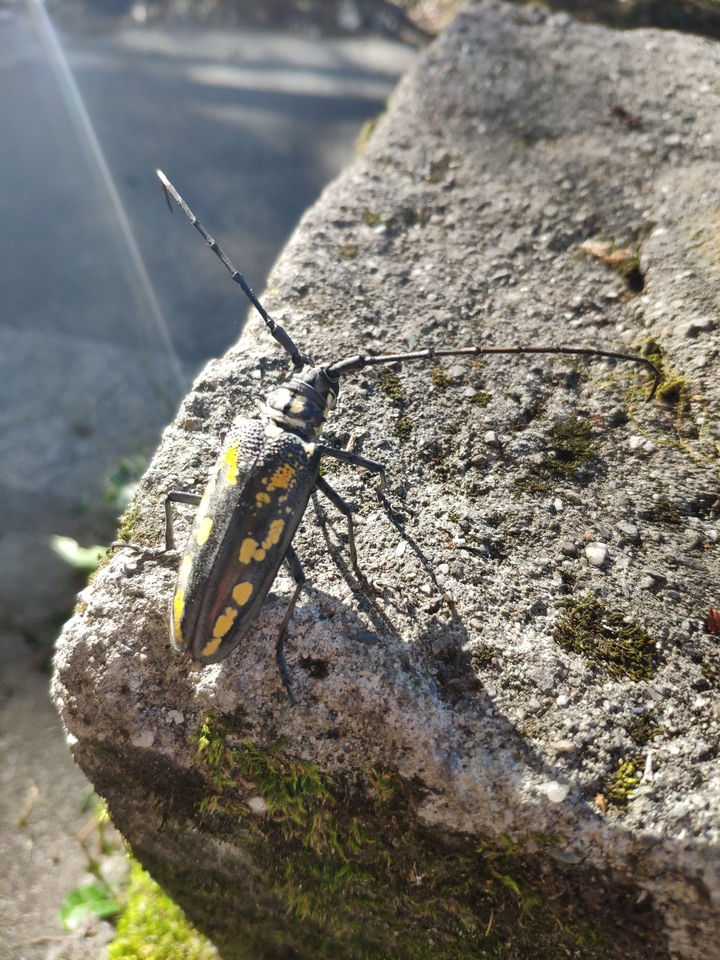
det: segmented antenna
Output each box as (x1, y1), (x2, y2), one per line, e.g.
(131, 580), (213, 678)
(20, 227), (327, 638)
(157, 170), (660, 399)
(327, 345), (661, 399)
(156, 170), (307, 367)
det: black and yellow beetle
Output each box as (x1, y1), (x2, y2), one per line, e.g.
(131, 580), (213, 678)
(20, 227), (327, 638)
(119, 171), (660, 703)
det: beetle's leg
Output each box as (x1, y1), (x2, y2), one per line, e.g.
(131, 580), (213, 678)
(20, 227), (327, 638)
(318, 443), (405, 522)
(318, 445), (386, 500)
(111, 491), (201, 556)
(315, 475), (377, 591)
(162, 491), (202, 550)
(275, 545), (306, 705)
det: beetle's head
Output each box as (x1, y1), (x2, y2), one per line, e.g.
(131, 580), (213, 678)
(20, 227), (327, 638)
(263, 364), (340, 439)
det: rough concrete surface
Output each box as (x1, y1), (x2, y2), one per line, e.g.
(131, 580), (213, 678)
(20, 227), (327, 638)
(55, 2), (719, 957)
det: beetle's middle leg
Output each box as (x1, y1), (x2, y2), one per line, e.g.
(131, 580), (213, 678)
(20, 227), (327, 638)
(315, 475), (378, 592)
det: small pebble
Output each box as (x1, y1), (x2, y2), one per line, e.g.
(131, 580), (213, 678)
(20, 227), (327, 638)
(667, 802), (689, 821)
(585, 542), (608, 566)
(617, 520), (640, 542)
(131, 729), (155, 749)
(675, 317), (714, 338)
(545, 781), (570, 803)
(247, 796), (268, 815)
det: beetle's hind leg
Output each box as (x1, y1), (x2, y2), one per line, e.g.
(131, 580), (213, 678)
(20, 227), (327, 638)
(111, 491), (202, 557)
(276, 545), (306, 706)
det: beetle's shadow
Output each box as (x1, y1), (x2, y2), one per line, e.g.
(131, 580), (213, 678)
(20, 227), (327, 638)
(308, 490), (481, 706)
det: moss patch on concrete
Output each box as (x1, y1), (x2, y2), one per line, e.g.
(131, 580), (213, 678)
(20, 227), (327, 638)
(554, 595), (657, 681)
(109, 861), (219, 960)
(171, 715), (655, 960)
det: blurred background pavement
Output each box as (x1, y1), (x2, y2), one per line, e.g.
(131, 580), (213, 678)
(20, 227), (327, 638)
(0, 1), (417, 953)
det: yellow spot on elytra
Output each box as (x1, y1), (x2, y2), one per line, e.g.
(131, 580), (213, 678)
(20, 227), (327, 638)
(253, 547), (266, 562)
(196, 516), (213, 546)
(196, 477), (215, 520)
(266, 464), (296, 492)
(173, 589), (185, 634)
(239, 537), (259, 565)
(224, 446), (239, 485)
(232, 582), (253, 606)
(212, 606), (237, 639)
(256, 492), (271, 506)
(177, 555), (192, 588)
(201, 635), (223, 657)
(265, 519), (285, 547)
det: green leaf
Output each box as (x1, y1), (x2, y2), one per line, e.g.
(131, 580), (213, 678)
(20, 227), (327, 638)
(50, 536), (106, 573)
(60, 882), (120, 930)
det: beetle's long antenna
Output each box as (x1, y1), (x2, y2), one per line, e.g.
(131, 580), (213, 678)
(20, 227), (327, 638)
(156, 170), (308, 367)
(327, 345), (661, 400)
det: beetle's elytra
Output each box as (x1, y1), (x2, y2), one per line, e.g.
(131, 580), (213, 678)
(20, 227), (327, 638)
(116, 170), (661, 704)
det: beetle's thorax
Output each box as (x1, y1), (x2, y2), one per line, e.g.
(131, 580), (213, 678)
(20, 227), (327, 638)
(261, 364), (339, 440)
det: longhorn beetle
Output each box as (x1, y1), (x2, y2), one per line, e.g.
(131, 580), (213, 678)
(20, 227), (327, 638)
(117, 170), (660, 704)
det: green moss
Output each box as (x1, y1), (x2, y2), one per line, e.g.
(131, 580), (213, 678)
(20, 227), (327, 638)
(394, 415), (414, 441)
(701, 652), (720, 689)
(545, 415), (598, 477)
(604, 757), (642, 808)
(470, 389), (491, 407)
(471, 642), (495, 668)
(376, 368), (405, 403)
(108, 861), (218, 960)
(650, 497), (682, 524)
(180, 716), (639, 960)
(355, 115), (379, 157)
(115, 503), (143, 545)
(361, 209), (396, 231)
(427, 153), (462, 183)
(338, 243), (358, 260)
(430, 367), (453, 391)
(554, 595), (656, 682)
(625, 712), (659, 745)
(641, 339), (690, 409)
(515, 414), (598, 494)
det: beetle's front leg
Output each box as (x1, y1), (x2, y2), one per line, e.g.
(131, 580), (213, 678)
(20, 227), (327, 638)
(318, 443), (386, 500)
(318, 441), (408, 522)
(111, 490), (202, 557)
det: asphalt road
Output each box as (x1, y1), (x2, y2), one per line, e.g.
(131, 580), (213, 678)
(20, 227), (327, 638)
(0, 5), (415, 955)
